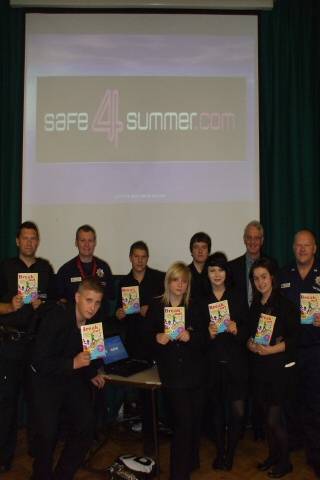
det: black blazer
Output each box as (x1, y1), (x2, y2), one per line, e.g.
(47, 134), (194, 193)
(145, 297), (206, 389)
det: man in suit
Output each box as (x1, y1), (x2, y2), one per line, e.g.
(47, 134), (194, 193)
(228, 220), (266, 307)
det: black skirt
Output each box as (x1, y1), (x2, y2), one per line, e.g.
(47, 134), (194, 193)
(208, 361), (248, 401)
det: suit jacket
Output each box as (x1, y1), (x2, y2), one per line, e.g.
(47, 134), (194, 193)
(228, 253), (278, 307)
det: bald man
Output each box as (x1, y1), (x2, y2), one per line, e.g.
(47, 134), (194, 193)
(280, 229), (320, 478)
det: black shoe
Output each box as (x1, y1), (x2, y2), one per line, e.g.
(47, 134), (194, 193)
(212, 456), (225, 470)
(0, 462), (11, 473)
(257, 457), (278, 471)
(267, 464), (293, 478)
(224, 457), (233, 471)
(254, 428), (265, 441)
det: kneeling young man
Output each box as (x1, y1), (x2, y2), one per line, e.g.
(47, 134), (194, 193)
(30, 278), (106, 480)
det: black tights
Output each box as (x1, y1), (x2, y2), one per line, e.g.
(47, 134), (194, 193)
(259, 401), (290, 468)
(213, 399), (244, 462)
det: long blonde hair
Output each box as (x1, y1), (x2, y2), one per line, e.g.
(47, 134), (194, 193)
(162, 261), (191, 307)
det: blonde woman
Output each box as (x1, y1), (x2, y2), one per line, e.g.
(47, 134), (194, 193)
(146, 261), (206, 480)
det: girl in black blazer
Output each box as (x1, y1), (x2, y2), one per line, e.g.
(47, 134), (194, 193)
(146, 261), (205, 480)
(247, 257), (299, 478)
(203, 252), (249, 471)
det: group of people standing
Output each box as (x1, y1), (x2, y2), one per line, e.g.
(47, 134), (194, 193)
(0, 220), (320, 480)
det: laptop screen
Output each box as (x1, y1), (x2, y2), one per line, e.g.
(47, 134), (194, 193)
(103, 335), (129, 365)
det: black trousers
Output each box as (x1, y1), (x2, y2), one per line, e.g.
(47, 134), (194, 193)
(164, 386), (203, 480)
(0, 341), (28, 465)
(30, 371), (95, 480)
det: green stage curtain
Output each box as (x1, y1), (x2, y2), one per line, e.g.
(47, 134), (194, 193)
(0, 0), (24, 261)
(260, 0), (320, 266)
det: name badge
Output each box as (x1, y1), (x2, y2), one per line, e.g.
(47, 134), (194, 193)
(70, 276), (82, 283)
(280, 282), (290, 289)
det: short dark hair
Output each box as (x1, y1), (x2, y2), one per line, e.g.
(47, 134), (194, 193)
(75, 224), (96, 241)
(205, 251), (231, 289)
(129, 241), (149, 257)
(189, 232), (212, 253)
(16, 221), (39, 239)
(77, 277), (104, 295)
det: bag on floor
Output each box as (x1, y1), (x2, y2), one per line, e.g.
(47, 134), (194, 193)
(107, 455), (156, 479)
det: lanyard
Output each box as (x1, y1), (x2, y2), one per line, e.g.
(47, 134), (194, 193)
(76, 256), (97, 279)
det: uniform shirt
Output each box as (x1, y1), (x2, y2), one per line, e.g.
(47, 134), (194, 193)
(0, 256), (56, 341)
(279, 260), (320, 347)
(116, 266), (165, 359)
(0, 256), (56, 303)
(56, 255), (115, 316)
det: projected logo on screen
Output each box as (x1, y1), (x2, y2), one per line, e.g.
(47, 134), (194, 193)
(37, 76), (246, 163)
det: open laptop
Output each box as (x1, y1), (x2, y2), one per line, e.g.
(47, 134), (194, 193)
(103, 335), (151, 377)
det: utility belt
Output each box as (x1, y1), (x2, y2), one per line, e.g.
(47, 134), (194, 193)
(0, 325), (34, 344)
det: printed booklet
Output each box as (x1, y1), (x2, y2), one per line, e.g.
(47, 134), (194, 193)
(254, 313), (276, 346)
(18, 272), (38, 304)
(81, 322), (106, 360)
(164, 306), (185, 340)
(208, 300), (230, 334)
(300, 293), (320, 325)
(121, 286), (140, 314)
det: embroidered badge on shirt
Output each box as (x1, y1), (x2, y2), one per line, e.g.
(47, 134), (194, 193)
(281, 282), (290, 288)
(96, 268), (105, 278)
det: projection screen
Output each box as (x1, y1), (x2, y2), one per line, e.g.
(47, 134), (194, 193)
(22, 13), (259, 273)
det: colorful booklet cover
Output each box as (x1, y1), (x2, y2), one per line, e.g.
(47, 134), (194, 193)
(208, 299), (230, 334)
(254, 313), (276, 346)
(164, 306), (185, 340)
(121, 286), (140, 314)
(300, 293), (320, 325)
(81, 322), (106, 360)
(17, 272), (38, 304)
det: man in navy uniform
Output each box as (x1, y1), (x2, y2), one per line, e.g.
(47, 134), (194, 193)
(280, 229), (320, 477)
(0, 221), (56, 472)
(56, 224), (115, 318)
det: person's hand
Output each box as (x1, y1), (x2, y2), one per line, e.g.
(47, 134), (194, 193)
(156, 333), (170, 345)
(11, 294), (23, 311)
(178, 329), (190, 343)
(116, 308), (126, 321)
(209, 323), (218, 339)
(227, 320), (238, 335)
(313, 313), (320, 327)
(255, 344), (273, 356)
(140, 305), (149, 317)
(73, 351), (91, 369)
(91, 374), (106, 389)
(31, 298), (42, 310)
(247, 338), (258, 353)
